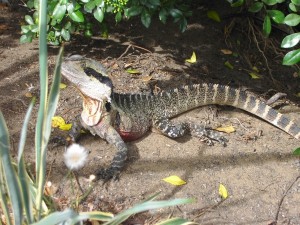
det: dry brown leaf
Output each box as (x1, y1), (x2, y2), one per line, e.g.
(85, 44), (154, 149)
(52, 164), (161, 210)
(220, 49), (232, 55)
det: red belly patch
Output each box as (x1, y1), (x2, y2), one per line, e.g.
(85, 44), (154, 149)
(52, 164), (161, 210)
(118, 130), (144, 142)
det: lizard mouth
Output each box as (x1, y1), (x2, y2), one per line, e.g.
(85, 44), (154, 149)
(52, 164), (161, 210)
(80, 92), (105, 126)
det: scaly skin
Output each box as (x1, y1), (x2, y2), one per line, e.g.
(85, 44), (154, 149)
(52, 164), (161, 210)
(61, 55), (300, 180)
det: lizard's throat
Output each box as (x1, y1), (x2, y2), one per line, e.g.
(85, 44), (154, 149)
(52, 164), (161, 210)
(81, 94), (105, 126)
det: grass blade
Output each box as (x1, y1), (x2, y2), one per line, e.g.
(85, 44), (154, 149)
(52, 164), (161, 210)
(0, 165), (12, 225)
(32, 209), (77, 225)
(0, 112), (23, 224)
(105, 198), (194, 225)
(17, 98), (35, 223)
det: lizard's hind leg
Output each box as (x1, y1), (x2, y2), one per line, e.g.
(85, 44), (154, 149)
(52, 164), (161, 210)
(153, 118), (228, 146)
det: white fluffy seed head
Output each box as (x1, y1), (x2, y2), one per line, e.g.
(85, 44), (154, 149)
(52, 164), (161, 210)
(64, 143), (88, 170)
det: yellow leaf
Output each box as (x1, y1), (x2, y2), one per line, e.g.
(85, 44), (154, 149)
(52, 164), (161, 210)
(219, 183), (228, 199)
(126, 69), (141, 74)
(296, 92), (300, 97)
(59, 123), (72, 131)
(52, 116), (66, 128)
(215, 125), (235, 133)
(220, 49), (232, 55)
(52, 116), (72, 131)
(60, 83), (67, 89)
(252, 66), (259, 73)
(185, 51), (197, 63)
(249, 72), (261, 79)
(224, 61), (234, 70)
(207, 10), (221, 22)
(163, 175), (186, 186)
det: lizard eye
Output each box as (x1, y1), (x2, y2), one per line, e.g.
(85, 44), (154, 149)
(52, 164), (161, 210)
(83, 67), (113, 89)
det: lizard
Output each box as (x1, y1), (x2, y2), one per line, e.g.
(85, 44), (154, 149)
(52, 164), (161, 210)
(61, 55), (300, 181)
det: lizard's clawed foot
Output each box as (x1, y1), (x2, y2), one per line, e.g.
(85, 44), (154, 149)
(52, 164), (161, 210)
(96, 167), (120, 182)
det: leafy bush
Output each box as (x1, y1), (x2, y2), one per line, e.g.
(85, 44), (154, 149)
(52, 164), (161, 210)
(20, 0), (192, 45)
(228, 0), (300, 66)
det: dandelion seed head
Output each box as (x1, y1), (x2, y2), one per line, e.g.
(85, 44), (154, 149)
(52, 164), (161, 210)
(64, 143), (88, 170)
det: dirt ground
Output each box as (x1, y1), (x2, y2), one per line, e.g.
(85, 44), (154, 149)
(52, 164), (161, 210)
(1, 1), (300, 224)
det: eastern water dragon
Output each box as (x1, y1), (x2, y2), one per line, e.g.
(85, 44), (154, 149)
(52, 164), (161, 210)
(61, 55), (300, 180)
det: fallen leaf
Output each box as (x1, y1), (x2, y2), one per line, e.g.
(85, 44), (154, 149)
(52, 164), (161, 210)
(219, 183), (228, 199)
(296, 92), (300, 97)
(293, 147), (300, 155)
(224, 61), (234, 69)
(52, 116), (72, 131)
(252, 66), (259, 73)
(220, 49), (232, 55)
(142, 75), (153, 82)
(215, 125), (235, 133)
(207, 10), (221, 22)
(59, 83), (67, 89)
(249, 72), (261, 79)
(126, 68), (141, 74)
(185, 51), (197, 63)
(163, 175), (186, 186)
(25, 92), (33, 98)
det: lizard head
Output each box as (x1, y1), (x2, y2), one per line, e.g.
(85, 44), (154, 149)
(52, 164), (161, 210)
(61, 55), (113, 126)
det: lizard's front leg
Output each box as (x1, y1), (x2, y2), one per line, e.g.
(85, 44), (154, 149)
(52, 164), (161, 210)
(81, 114), (128, 181)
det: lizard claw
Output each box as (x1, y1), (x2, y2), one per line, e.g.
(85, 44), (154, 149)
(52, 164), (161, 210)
(96, 167), (120, 182)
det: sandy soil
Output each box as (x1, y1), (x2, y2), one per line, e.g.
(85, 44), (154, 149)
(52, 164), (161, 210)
(1, 1), (300, 224)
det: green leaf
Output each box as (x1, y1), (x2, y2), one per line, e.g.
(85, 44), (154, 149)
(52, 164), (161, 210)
(32, 209), (78, 225)
(293, 147), (300, 155)
(69, 10), (84, 22)
(17, 98), (35, 224)
(52, 3), (66, 20)
(262, 0), (277, 5)
(21, 25), (31, 33)
(67, 2), (74, 13)
(84, 0), (96, 13)
(292, 0), (300, 6)
(283, 49), (300, 65)
(20, 34), (33, 43)
(0, 112), (23, 225)
(159, 8), (168, 24)
(263, 15), (271, 36)
(248, 2), (263, 13)
(29, 24), (38, 33)
(281, 33), (300, 48)
(108, 198), (194, 224)
(94, 7), (104, 22)
(284, 13), (300, 26)
(115, 11), (122, 23)
(267, 10), (284, 23)
(141, 10), (151, 28)
(127, 6), (143, 17)
(207, 10), (221, 22)
(169, 8), (182, 18)
(229, 0), (244, 7)
(126, 68), (141, 74)
(148, 0), (160, 7)
(289, 3), (297, 12)
(25, 15), (34, 25)
(94, 0), (104, 6)
(61, 28), (70, 41)
(179, 17), (187, 32)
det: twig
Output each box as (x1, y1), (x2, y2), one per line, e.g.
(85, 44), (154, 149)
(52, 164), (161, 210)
(117, 44), (152, 60)
(248, 19), (276, 83)
(274, 175), (300, 224)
